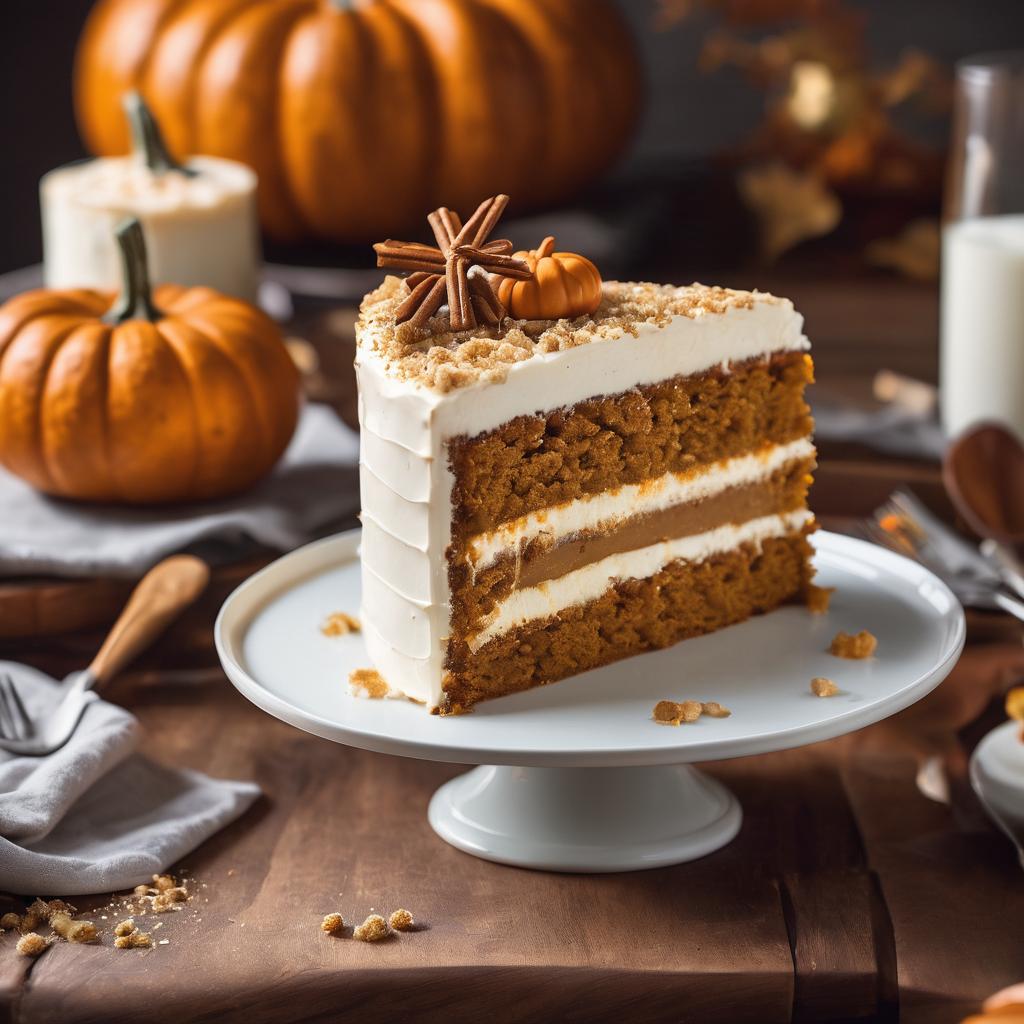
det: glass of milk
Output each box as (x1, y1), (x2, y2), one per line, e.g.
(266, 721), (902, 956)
(942, 52), (1024, 440)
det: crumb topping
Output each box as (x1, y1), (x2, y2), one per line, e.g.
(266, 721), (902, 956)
(811, 676), (840, 697)
(358, 277), (777, 392)
(829, 630), (877, 659)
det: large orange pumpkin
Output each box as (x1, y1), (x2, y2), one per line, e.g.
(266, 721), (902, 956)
(73, 0), (643, 243)
(0, 220), (300, 504)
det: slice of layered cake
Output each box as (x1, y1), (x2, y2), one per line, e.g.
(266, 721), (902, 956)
(357, 197), (817, 713)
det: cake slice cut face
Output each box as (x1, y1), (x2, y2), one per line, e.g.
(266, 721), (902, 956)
(356, 278), (816, 712)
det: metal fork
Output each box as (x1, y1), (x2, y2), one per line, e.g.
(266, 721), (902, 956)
(0, 555), (209, 756)
(861, 490), (1024, 622)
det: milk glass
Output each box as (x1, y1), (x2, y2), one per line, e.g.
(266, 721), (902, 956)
(941, 52), (1024, 440)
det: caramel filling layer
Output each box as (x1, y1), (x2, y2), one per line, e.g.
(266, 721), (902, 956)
(447, 456), (814, 641)
(514, 457), (814, 589)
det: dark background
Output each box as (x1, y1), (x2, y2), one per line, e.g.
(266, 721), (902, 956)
(4, 0), (1024, 276)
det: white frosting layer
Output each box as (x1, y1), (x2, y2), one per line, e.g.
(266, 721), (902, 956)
(356, 285), (809, 709)
(40, 156), (260, 300)
(469, 509), (813, 652)
(467, 436), (816, 571)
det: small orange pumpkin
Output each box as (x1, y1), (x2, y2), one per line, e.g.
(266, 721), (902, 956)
(0, 219), (300, 504)
(493, 236), (602, 320)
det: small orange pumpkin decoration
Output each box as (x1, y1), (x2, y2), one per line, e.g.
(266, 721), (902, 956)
(0, 219), (300, 504)
(492, 236), (602, 321)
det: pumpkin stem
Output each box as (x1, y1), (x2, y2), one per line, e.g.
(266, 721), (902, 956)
(535, 236), (556, 259)
(122, 91), (195, 178)
(104, 218), (162, 325)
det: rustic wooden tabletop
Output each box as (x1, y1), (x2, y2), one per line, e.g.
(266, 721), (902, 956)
(1, 261), (1022, 1024)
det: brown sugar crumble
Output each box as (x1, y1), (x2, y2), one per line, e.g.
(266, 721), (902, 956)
(353, 914), (389, 942)
(653, 699), (729, 725)
(322, 612), (361, 637)
(349, 668), (391, 700)
(829, 630), (877, 659)
(805, 584), (834, 614)
(811, 677), (840, 697)
(321, 913), (345, 936)
(388, 909), (414, 932)
(16, 933), (48, 957)
(358, 277), (779, 393)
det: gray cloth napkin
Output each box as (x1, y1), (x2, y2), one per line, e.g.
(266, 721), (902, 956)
(0, 402), (360, 579)
(811, 396), (946, 460)
(0, 666), (258, 896)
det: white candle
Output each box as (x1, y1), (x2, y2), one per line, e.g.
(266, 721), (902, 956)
(941, 214), (1024, 440)
(41, 155), (260, 302)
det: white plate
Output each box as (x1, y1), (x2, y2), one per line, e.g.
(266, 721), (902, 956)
(216, 528), (964, 870)
(971, 721), (1024, 867)
(216, 529), (964, 768)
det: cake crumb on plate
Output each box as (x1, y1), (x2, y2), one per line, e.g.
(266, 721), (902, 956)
(829, 630), (877, 659)
(349, 668), (393, 700)
(811, 677), (840, 697)
(322, 612), (361, 637)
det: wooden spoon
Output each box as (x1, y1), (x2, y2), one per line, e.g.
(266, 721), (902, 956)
(943, 422), (1024, 545)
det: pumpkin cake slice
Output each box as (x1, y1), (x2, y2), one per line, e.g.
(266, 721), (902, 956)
(357, 196), (817, 713)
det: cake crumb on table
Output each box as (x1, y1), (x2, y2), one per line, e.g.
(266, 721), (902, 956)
(349, 668), (391, 700)
(50, 911), (97, 944)
(322, 612), (361, 637)
(829, 630), (877, 659)
(353, 915), (389, 942)
(389, 909), (414, 932)
(701, 701), (732, 718)
(321, 913), (345, 936)
(811, 677), (840, 697)
(805, 584), (835, 614)
(114, 920), (136, 938)
(1, 913), (21, 931)
(16, 933), (48, 957)
(114, 930), (152, 950)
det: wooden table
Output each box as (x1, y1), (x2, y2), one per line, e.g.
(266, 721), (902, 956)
(1, 264), (1022, 1024)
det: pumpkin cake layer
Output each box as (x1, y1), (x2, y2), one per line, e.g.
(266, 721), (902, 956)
(449, 350), (813, 540)
(442, 529), (816, 712)
(355, 278), (816, 712)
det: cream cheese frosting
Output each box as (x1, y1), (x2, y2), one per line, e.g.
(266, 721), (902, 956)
(356, 281), (809, 709)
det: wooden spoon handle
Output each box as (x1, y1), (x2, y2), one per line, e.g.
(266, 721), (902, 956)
(88, 555), (210, 686)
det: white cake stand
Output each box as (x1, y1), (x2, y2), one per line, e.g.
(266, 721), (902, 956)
(215, 530), (964, 872)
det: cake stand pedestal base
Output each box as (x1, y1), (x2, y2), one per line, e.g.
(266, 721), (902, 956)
(427, 764), (742, 873)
